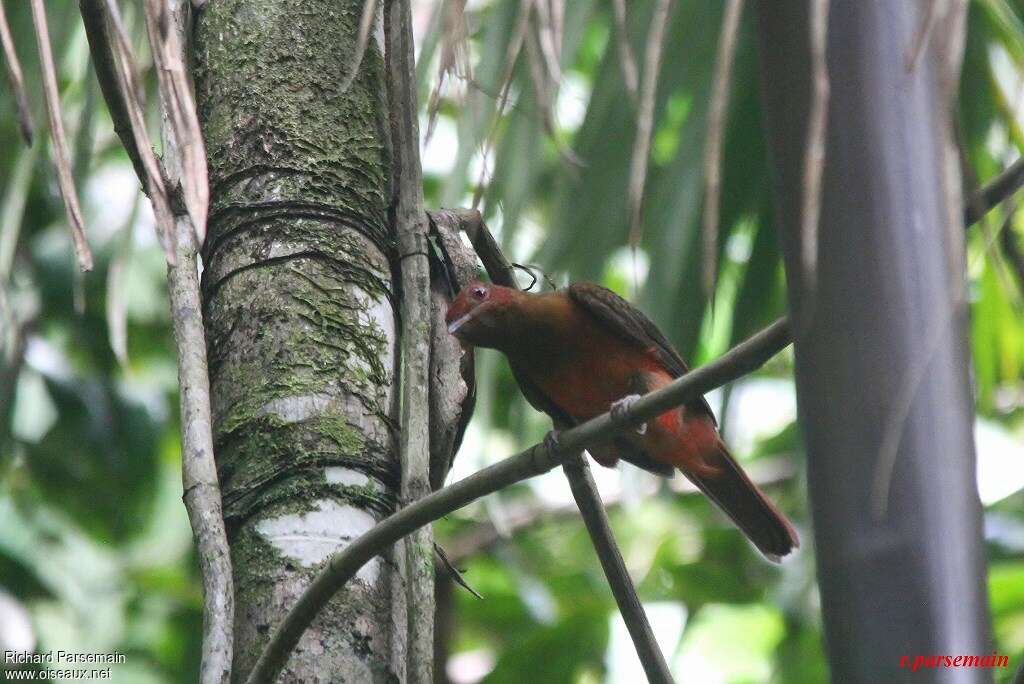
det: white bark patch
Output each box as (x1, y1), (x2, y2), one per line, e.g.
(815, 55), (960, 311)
(257, 500), (381, 583)
(257, 393), (334, 424)
(325, 467), (370, 488)
(352, 285), (397, 406)
(360, 286), (396, 372)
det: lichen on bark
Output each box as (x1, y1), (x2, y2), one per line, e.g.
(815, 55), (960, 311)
(192, 0), (404, 681)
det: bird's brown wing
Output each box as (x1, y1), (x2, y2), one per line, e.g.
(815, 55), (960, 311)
(567, 281), (716, 423)
(509, 359), (674, 477)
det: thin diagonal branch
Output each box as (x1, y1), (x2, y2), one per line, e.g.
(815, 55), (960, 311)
(959, 139), (1020, 297)
(243, 316), (792, 684)
(611, 0), (639, 105)
(563, 452), (674, 683)
(549, 0), (564, 69)
(87, 0), (178, 264)
(433, 542), (484, 599)
(471, 0), (533, 209)
(905, 0), (941, 72)
(143, 0), (209, 243)
(425, 0), (470, 141)
(627, 0), (674, 247)
(80, 0), (148, 187)
(385, 0), (436, 681)
(452, 208), (518, 287)
(0, 1), (35, 145)
(532, 0), (561, 86)
(524, 28), (554, 123)
(101, 0), (144, 102)
(523, 28), (581, 168)
(341, 0), (379, 94)
(0, 144), (40, 283)
(701, 0), (745, 296)
(797, 0), (830, 311)
(964, 157), (1024, 226)
(30, 0), (93, 272)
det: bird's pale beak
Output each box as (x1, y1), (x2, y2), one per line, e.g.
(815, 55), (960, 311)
(447, 312), (475, 335)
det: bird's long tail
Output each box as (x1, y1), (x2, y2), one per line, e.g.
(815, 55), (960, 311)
(678, 421), (799, 561)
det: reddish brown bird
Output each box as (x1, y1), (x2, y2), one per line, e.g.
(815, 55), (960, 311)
(446, 281), (798, 560)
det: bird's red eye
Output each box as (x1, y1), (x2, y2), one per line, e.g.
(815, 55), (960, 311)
(472, 286), (487, 300)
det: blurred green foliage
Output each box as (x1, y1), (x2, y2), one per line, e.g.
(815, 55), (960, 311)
(0, 1), (1021, 682)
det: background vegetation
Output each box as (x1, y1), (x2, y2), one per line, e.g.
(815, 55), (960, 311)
(0, 1), (1021, 681)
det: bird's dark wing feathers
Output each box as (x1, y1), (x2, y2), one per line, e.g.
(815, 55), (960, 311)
(567, 282), (716, 423)
(509, 361), (574, 429)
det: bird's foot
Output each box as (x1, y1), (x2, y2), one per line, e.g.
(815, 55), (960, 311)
(610, 394), (646, 434)
(543, 429), (561, 456)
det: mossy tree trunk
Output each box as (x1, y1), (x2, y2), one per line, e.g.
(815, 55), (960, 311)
(193, 1), (406, 681)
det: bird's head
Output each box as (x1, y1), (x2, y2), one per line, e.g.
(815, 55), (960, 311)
(446, 281), (517, 347)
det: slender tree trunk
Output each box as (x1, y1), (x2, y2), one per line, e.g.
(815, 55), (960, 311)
(192, 1), (405, 681)
(757, 2), (991, 682)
